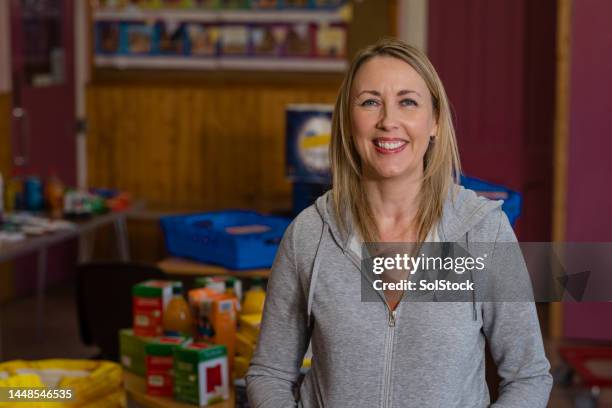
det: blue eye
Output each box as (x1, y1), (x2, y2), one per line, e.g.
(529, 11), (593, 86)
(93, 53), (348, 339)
(400, 98), (418, 107)
(361, 99), (379, 107)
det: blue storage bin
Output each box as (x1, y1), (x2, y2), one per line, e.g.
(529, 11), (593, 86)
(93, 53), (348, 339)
(161, 210), (291, 270)
(460, 175), (522, 226)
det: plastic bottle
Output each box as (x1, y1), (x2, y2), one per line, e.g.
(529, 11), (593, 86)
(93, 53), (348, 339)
(242, 277), (266, 315)
(45, 172), (64, 218)
(24, 174), (43, 211)
(162, 282), (193, 337)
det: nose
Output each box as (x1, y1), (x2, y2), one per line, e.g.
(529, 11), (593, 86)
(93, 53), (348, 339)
(376, 104), (400, 131)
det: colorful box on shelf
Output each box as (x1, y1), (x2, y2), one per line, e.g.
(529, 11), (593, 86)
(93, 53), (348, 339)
(145, 336), (191, 397)
(132, 280), (176, 337)
(188, 287), (238, 368)
(161, 210), (291, 269)
(174, 343), (230, 406)
(120, 329), (155, 377)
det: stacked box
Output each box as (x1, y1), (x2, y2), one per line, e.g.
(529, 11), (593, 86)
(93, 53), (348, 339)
(133, 280), (175, 337)
(189, 287), (238, 369)
(119, 329), (154, 377)
(174, 343), (230, 406)
(195, 276), (243, 302)
(145, 336), (190, 397)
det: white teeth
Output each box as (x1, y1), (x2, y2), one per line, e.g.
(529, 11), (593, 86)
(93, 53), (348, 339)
(374, 140), (406, 150)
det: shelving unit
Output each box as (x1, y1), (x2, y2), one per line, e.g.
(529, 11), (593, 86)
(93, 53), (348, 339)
(95, 54), (346, 70)
(94, 7), (350, 23)
(92, 4), (351, 72)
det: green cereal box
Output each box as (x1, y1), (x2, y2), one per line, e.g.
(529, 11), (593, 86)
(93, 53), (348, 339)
(119, 329), (154, 377)
(173, 342), (229, 406)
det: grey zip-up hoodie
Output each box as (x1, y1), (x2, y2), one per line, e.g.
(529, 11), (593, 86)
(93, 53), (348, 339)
(246, 186), (552, 407)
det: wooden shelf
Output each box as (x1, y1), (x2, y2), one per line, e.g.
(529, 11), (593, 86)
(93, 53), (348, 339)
(93, 7), (350, 24)
(94, 55), (347, 72)
(124, 371), (235, 408)
(158, 257), (271, 278)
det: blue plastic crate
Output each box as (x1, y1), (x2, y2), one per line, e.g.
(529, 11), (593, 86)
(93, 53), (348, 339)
(460, 175), (522, 226)
(160, 210), (291, 270)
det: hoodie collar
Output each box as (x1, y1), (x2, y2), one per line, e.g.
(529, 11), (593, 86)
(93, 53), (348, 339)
(314, 184), (503, 246)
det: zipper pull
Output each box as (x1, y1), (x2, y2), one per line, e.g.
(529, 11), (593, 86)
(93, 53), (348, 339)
(388, 310), (396, 327)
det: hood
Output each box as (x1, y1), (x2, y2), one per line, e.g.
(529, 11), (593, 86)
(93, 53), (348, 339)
(314, 184), (503, 246)
(310, 185), (504, 322)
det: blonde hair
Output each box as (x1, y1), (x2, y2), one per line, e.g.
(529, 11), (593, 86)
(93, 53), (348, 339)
(330, 38), (461, 243)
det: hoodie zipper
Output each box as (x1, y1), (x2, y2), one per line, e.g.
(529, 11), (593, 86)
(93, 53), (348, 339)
(382, 307), (397, 408)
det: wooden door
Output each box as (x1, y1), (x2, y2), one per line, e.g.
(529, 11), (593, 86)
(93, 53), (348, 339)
(10, 0), (75, 184)
(9, 0), (76, 296)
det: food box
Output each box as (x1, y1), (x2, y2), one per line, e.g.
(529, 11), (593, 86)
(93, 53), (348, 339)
(145, 336), (190, 397)
(133, 280), (175, 337)
(174, 343), (230, 406)
(119, 328), (154, 377)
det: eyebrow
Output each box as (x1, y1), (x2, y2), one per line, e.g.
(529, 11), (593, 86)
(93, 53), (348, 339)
(357, 89), (422, 97)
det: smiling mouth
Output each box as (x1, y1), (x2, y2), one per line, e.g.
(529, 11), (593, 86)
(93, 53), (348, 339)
(372, 139), (408, 154)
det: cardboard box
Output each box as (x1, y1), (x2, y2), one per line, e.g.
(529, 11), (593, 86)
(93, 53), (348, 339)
(174, 343), (230, 406)
(133, 280), (174, 337)
(119, 328), (154, 377)
(189, 288), (238, 364)
(145, 336), (190, 397)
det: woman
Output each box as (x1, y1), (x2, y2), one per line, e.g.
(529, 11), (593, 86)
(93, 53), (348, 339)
(246, 38), (552, 407)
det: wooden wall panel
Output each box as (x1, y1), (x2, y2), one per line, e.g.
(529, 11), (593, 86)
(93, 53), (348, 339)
(86, 84), (339, 213)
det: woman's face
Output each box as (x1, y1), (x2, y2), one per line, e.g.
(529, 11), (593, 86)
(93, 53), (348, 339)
(351, 56), (438, 181)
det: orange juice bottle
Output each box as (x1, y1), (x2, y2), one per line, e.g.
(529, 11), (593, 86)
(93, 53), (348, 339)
(162, 282), (193, 337)
(242, 278), (266, 315)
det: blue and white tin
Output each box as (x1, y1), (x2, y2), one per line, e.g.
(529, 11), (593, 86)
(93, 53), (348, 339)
(285, 104), (333, 183)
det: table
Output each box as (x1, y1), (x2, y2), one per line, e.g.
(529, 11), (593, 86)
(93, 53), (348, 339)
(124, 371), (235, 408)
(0, 203), (143, 359)
(158, 257), (271, 279)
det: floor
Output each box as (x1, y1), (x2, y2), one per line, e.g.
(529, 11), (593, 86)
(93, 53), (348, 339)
(1, 281), (611, 407)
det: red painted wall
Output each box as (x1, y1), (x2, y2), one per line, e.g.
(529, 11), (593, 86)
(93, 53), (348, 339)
(427, 0), (557, 241)
(563, 0), (612, 340)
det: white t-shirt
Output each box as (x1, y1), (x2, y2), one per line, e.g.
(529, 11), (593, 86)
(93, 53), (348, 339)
(348, 223), (440, 261)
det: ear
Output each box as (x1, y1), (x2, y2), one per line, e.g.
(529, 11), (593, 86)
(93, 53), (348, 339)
(430, 120), (439, 138)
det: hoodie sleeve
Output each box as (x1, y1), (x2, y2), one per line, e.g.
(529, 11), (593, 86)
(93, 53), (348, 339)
(482, 210), (553, 408)
(246, 220), (311, 407)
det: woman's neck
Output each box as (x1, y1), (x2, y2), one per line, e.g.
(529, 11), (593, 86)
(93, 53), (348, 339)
(363, 173), (422, 241)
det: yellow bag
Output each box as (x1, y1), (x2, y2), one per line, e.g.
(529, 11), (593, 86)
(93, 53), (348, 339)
(0, 359), (126, 407)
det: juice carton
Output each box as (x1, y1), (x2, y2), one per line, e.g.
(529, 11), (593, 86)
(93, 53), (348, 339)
(194, 276), (226, 293)
(188, 288), (238, 366)
(133, 280), (175, 337)
(119, 328), (155, 377)
(174, 342), (229, 406)
(145, 336), (190, 397)
(195, 276), (243, 302)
